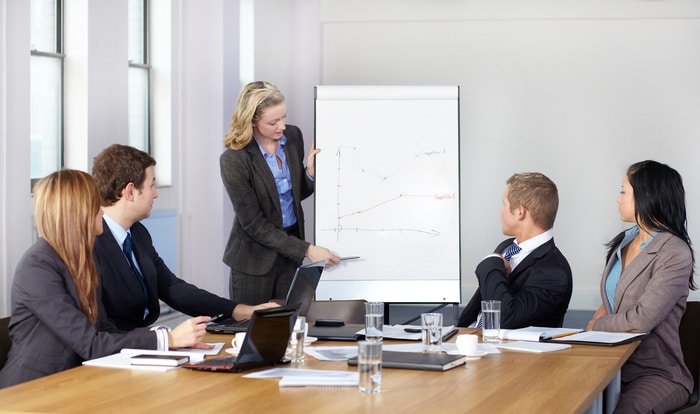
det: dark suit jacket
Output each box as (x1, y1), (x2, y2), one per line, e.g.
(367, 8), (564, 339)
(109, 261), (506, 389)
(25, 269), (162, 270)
(94, 221), (236, 331)
(593, 231), (692, 393)
(0, 239), (155, 388)
(219, 125), (314, 275)
(458, 238), (573, 328)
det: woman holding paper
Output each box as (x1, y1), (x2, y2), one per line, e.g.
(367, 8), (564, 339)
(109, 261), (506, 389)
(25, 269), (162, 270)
(220, 81), (339, 305)
(0, 170), (210, 389)
(587, 160), (695, 413)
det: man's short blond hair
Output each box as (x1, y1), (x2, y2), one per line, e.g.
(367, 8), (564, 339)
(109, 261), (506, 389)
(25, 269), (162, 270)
(506, 172), (559, 230)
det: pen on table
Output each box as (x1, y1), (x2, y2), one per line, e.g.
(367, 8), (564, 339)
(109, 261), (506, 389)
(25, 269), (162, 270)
(549, 331), (578, 340)
(404, 328), (422, 333)
(340, 256), (361, 261)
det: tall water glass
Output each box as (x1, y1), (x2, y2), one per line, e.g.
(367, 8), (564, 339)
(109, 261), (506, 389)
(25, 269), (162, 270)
(364, 302), (384, 342)
(421, 313), (443, 353)
(289, 316), (306, 363)
(481, 300), (501, 343)
(358, 340), (382, 394)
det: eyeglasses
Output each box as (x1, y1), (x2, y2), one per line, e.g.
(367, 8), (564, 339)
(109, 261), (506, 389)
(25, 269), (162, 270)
(257, 89), (280, 107)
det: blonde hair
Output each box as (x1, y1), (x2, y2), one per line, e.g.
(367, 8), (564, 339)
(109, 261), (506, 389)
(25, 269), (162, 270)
(506, 172), (559, 230)
(33, 169), (101, 324)
(224, 81), (285, 150)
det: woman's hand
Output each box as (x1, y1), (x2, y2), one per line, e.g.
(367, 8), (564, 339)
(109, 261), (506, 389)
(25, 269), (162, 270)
(586, 304), (608, 331)
(306, 245), (340, 268)
(306, 139), (321, 178)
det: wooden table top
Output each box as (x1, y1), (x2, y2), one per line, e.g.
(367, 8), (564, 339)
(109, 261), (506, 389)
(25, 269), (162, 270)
(0, 328), (637, 414)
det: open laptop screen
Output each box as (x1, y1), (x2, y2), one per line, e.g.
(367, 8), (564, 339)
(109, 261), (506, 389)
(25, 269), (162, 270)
(284, 260), (324, 316)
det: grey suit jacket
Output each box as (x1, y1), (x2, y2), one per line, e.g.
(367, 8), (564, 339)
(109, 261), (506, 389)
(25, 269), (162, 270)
(0, 239), (155, 388)
(220, 125), (314, 275)
(593, 231), (692, 392)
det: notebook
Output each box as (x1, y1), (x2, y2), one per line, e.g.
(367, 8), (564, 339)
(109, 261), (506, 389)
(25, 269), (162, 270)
(347, 351), (467, 371)
(183, 305), (299, 372)
(206, 260), (324, 334)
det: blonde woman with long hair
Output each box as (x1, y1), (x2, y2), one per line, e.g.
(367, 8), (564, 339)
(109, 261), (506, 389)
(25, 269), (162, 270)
(0, 170), (208, 388)
(220, 81), (340, 305)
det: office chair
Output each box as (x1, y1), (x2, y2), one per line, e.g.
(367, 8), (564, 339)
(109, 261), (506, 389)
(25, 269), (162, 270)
(667, 301), (700, 413)
(0, 316), (11, 369)
(305, 300), (367, 325)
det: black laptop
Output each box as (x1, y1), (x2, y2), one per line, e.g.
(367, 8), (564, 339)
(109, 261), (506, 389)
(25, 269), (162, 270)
(183, 305), (299, 372)
(206, 260), (324, 334)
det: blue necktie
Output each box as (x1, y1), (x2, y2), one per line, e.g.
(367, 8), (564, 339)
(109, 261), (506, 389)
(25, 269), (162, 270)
(123, 233), (149, 319)
(504, 243), (522, 262)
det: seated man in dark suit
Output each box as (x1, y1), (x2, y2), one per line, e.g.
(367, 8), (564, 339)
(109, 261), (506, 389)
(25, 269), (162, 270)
(92, 144), (277, 331)
(458, 172), (573, 329)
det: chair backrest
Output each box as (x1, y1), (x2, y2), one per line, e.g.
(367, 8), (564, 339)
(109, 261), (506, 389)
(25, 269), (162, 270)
(679, 301), (700, 407)
(306, 300), (367, 325)
(0, 316), (11, 369)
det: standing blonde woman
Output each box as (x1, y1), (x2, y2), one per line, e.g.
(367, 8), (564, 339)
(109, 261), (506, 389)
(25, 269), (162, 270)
(0, 170), (208, 388)
(220, 81), (340, 305)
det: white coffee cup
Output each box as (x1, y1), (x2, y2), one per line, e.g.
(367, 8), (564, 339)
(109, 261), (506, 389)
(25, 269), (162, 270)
(232, 332), (246, 349)
(455, 334), (478, 355)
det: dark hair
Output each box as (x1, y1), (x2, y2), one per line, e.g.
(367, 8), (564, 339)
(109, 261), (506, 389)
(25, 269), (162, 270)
(92, 144), (156, 206)
(606, 160), (696, 289)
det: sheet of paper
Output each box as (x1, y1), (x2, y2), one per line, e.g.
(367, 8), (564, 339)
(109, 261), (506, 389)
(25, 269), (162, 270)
(83, 348), (207, 371)
(496, 341), (571, 353)
(244, 368), (359, 387)
(174, 342), (224, 356)
(304, 346), (357, 361)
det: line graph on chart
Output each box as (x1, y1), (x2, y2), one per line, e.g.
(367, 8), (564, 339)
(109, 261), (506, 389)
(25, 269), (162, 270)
(322, 145), (456, 242)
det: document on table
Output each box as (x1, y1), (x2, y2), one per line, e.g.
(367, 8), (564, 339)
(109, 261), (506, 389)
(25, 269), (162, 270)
(496, 341), (571, 353)
(548, 331), (646, 346)
(82, 344), (223, 371)
(243, 368), (359, 387)
(499, 326), (583, 342)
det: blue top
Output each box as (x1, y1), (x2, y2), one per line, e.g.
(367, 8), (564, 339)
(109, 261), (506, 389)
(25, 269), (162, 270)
(255, 135), (297, 228)
(605, 225), (657, 311)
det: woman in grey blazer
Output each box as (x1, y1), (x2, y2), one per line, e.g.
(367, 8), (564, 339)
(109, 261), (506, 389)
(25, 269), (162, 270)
(220, 81), (340, 305)
(588, 160), (695, 413)
(0, 170), (208, 388)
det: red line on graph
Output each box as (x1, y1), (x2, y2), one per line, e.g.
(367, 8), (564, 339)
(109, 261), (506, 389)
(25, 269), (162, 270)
(338, 193), (436, 219)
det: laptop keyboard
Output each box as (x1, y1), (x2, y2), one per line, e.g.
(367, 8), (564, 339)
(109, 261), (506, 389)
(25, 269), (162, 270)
(190, 355), (237, 368)
(206, 319), (249, 334)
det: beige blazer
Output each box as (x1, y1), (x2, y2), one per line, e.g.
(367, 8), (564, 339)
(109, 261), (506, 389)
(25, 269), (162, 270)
(594, 231), (692, 392)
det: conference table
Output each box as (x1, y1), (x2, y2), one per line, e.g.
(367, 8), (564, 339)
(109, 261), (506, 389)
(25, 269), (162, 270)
(0, 328), (637, 414)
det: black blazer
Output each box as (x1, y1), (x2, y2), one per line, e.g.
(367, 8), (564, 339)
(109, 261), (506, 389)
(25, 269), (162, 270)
(0, 239), (155, 388)
(458, 238), (573, 328)
(219, 125), (314, 276)
(94, 221), (236, 331)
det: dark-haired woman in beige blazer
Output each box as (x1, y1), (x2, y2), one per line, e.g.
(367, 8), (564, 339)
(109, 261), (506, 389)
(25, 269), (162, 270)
(588, 160), (695, 414)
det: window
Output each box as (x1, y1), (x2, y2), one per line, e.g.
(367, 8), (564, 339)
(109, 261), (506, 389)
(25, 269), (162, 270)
(128, 0), (150, 152)
(30, 0), (63, 181)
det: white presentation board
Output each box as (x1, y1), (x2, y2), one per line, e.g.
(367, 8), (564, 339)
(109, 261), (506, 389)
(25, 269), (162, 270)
(313, 85), (461, 303)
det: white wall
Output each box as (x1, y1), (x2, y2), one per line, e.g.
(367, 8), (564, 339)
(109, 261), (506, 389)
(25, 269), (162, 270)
(317, 0), (700, 308)
(3, 0), (699, 317)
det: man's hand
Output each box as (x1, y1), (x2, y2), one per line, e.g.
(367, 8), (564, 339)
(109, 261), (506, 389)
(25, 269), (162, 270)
(232, 302), (280, 322)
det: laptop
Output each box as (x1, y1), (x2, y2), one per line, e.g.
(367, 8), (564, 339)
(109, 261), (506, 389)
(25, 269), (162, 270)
(206, 260), (324, 334)
(183, 305), (299, 372)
